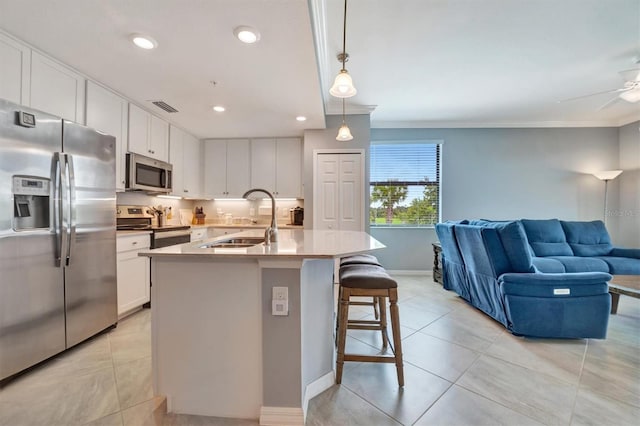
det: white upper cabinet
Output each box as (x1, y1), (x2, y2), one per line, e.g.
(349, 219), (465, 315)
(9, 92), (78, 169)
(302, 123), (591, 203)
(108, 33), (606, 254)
(275, 138), (302, 198)
(250, 138), (301, 198)
(0, 32), (30, 105)
(85, 81), (129, 191)
(128, 103), (169, 162)
(204, 139), (250, 198)
(150, 114), (169, 161)
(30, 51), (85, 123)
(250, 138), (277, 193)
(169, 125), (202, 198)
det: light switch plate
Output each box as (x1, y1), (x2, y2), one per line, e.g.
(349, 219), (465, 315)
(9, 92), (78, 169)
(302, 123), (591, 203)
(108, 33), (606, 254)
(272, 287), (288, 315)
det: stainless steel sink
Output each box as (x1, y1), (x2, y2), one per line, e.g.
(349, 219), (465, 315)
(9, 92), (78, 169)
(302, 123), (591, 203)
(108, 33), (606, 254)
(200, 237), (264, 249)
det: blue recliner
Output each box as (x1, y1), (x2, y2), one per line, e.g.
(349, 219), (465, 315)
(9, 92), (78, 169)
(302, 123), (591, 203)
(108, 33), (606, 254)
(436, 220), (612, 338)
(520, 219), (640, 274)
(434, 221), (470, 301)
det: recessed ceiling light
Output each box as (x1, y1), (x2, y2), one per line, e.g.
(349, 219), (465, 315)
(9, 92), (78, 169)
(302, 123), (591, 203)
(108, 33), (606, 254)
(213, 106), (226, 112)
(234, 26), (260, 44)
(296, 116), (307, 122)
(131, 34), (158, 50)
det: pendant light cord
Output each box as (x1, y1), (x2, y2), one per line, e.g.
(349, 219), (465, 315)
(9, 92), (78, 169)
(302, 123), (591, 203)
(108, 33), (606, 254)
(342, 98), (346, 124)
(341, 0), (348, 70)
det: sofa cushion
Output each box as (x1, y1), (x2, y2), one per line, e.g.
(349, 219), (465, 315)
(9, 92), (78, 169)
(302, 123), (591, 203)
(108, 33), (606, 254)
(478, 221), (536, 274)
(520, 219), (574, 257)
(532, 257), (566, 273)
(547, 256), (610, 273)
(595, 257), (640, 275)
(561, 220), (613, 256)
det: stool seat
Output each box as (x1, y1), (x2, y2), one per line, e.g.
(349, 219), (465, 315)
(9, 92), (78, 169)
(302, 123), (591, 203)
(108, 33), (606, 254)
(340, 254), (382, 267)
(339, 264), (397, 289)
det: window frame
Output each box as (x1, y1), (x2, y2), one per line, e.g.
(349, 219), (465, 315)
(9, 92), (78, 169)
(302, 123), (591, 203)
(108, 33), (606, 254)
(369, 141), (441, 228)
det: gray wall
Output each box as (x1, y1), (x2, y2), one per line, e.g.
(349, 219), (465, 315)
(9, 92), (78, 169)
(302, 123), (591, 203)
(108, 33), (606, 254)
(261, 268), (302, 407)
(615, 120), (640, 248)
(370, 127), (622, 271)
(303, 114), (371, 231)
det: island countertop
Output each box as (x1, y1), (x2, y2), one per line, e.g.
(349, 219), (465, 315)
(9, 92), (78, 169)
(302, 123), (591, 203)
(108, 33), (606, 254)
(138, 228), (385, 259)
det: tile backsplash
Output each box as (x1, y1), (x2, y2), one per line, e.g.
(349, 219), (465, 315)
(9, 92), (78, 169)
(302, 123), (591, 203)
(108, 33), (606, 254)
(116, 192), (304, 226)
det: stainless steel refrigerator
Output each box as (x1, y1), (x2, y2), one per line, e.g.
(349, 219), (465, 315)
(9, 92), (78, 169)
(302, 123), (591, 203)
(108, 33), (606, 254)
(0, 98), (117, 381)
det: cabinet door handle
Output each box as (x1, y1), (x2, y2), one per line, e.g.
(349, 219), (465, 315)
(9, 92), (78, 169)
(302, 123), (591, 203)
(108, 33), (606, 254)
(184, 189), (189, 193)
(132, 242), (138, 245)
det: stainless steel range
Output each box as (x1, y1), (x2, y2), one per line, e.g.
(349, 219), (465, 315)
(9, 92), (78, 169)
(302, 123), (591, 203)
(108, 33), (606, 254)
(116, 205), (191, 248)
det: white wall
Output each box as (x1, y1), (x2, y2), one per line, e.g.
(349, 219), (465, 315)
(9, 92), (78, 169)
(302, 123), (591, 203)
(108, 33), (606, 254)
(615, 120), (640, 248)
(371, 127), (622, 271)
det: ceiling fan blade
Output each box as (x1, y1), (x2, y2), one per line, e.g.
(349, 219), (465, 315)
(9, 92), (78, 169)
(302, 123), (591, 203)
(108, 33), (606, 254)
(597, 95), (621, 110)
(557, 88), (627, 103)
(619, 68), (640, 82)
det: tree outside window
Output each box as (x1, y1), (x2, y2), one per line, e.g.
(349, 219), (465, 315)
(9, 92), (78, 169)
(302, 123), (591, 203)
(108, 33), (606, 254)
(370, 143), (440, 227)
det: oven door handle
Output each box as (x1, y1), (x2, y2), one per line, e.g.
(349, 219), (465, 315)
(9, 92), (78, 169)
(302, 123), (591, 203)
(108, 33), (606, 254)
(154, 230), (192, 239)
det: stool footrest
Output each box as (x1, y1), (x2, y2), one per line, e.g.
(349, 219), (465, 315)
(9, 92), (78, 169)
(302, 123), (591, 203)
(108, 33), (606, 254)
(348, 324), (384, 331)
(344, 354), (398, 363)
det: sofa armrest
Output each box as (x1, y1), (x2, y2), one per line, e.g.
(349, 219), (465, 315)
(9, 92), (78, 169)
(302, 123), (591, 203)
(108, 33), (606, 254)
(499, 272), (611, 297)
(609, 247), (640, 259)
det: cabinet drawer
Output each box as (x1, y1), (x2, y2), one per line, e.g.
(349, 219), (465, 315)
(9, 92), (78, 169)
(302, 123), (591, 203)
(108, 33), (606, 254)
(117, 234), (150, 252)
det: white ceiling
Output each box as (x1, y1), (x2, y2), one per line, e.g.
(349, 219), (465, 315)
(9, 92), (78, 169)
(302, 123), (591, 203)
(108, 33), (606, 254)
(0, 0), (638, 140)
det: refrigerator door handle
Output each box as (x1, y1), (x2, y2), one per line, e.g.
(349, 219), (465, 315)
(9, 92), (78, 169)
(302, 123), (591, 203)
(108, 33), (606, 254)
(54, 152), (68, 268)
(66, 155), (76, 266)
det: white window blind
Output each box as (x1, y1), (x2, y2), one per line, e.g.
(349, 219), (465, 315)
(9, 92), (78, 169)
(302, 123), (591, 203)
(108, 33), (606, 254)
(370, 142), (440, 226)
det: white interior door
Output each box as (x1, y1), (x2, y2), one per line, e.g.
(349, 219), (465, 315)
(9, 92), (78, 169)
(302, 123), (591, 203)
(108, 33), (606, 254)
(314, 152), (363, 231)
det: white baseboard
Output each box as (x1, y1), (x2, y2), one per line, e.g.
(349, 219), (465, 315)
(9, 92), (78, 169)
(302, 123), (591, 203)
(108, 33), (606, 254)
(259, 406), (304, 426)
(302, 371), (335, 418)
(386, 269), (431, 276)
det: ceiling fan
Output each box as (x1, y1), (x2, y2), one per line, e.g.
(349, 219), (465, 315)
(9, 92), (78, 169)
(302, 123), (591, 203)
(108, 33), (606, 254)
(559, 68), (640, 109)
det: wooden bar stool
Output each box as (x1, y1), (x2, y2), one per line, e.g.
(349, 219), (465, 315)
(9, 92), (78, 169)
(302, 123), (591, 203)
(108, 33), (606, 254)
(340, 254), (383, 319)
(336, 264), (404, 387)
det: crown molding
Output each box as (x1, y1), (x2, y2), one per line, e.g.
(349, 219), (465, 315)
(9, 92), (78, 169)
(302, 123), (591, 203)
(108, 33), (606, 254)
(325, 103), (377, 115)
(308, 0), (329, 115)
(616, 111), (640, 126)
(370, 120), (633, 129)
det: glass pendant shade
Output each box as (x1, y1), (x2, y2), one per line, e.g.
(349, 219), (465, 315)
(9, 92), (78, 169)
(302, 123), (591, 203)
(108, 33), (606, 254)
(336, 123), (353, 141)
(330, 70), (357, 98)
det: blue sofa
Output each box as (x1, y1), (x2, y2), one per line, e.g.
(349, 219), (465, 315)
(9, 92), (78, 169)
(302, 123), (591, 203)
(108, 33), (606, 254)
(434, 219), (640, 338)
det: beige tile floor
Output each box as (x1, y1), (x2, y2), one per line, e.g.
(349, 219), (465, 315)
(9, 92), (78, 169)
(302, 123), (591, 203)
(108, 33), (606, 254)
(1, 275), (638, 425)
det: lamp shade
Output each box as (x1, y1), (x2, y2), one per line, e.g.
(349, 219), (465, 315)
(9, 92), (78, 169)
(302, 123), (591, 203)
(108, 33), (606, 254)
(593, 170), (623, 181)
(329, 70), (357, 98)
(336, 123), (353, 141)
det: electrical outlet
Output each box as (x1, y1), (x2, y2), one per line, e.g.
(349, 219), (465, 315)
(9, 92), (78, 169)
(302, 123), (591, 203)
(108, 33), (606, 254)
(272, 287), (288, 316)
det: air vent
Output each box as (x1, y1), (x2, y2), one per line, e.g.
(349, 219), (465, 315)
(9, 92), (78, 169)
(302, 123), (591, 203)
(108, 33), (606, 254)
(151, 101), (179, 113)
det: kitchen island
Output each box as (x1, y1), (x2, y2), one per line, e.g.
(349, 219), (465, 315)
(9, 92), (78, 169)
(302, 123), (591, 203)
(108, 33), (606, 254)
(139, 229), (384, 425)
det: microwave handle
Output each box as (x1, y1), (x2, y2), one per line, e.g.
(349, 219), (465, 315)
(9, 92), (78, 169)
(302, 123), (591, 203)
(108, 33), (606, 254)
(160, 169), (166, 188)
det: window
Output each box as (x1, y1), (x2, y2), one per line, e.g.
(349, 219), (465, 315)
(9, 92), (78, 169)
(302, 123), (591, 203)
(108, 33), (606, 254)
(370, 142), (440, 227)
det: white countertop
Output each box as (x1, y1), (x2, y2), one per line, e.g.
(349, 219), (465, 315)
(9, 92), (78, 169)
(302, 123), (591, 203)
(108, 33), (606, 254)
(138, 229), (384, 259)
(189, 223), (303, 229)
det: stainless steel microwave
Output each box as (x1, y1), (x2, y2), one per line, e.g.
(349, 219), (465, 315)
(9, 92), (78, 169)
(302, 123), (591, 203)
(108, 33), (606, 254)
(125, 153), (172, 193)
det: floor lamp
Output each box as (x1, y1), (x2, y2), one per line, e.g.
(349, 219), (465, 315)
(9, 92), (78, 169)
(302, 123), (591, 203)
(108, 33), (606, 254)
(593, 170), (623, 226)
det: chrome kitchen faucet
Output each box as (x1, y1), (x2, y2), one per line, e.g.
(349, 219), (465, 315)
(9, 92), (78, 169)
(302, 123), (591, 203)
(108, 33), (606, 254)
(242, 188), (278, 245)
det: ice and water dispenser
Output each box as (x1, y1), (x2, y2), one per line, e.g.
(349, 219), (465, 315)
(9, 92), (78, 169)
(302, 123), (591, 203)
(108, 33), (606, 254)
(12, 175), (50, 230)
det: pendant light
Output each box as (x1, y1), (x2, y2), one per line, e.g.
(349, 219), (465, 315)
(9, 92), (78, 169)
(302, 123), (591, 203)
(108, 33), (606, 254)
(329, 0), (357, 98)
(336, 98), (353, 141)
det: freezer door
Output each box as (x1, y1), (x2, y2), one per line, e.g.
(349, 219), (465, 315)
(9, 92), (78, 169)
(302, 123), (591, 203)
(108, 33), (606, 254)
(0, 99), (66, 380)
(62, 120), (117, 348)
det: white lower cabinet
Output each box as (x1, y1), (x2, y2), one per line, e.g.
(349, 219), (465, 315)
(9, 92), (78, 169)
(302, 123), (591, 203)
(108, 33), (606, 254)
(116, 233), (150, 317)
(191, 228), (208, 242)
